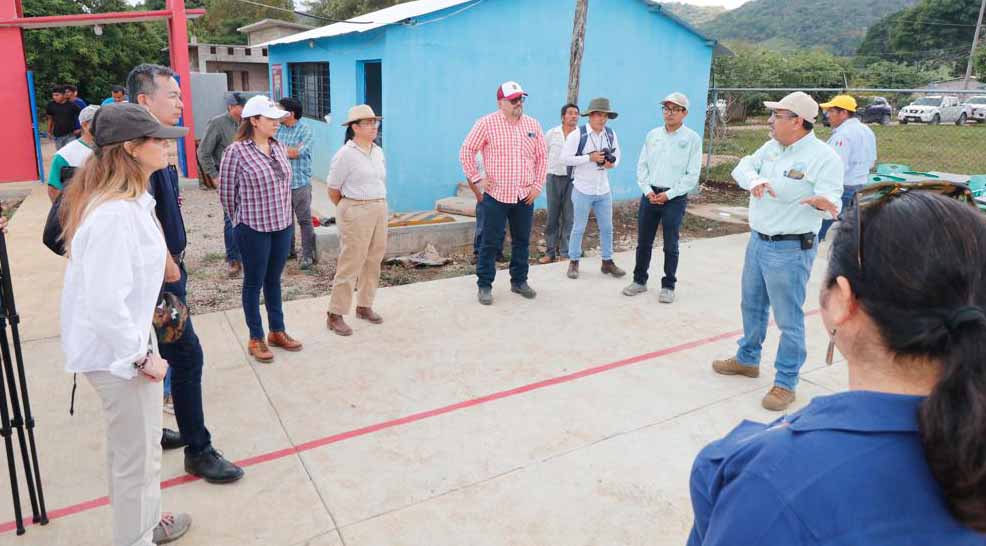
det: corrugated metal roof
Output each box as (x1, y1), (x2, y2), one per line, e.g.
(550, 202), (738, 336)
(261, 0), (476, 46)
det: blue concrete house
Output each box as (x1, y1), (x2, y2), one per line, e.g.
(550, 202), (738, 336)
(264, 0), (726, 212)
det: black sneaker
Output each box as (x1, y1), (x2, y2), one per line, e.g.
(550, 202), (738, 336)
(511, 282), (537, 299)
(185, 447), (245, 484)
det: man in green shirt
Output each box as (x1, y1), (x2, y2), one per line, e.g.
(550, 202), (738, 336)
(47, 104), (99, 202)
(197, 92), (245, 276)
(623, 92), (703, 304)
(712, 92), (843, 412)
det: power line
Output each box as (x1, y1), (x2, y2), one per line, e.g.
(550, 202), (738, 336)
(227, 0), (373, 24)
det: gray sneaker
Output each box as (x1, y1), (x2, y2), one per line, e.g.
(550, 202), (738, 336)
(622, 283), (647, 296)
(478, 287), (493, 305)
(510, 282), (537, 299)
(153, 512), (191, 544)
(659, 288), (675, 304)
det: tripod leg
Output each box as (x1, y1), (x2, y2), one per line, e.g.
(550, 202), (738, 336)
(0, 231), (46, 523)
(0, 328), (39, 523)
(0, 359), (24, 535)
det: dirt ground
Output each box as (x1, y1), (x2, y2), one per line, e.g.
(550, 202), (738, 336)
(182, 182), (749, 315)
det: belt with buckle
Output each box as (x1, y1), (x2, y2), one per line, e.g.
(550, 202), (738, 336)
(755, 231), (812, 242)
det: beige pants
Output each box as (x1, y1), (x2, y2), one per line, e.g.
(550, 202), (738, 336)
(329, 198), (388, 315)
(86, 371), (163, 546)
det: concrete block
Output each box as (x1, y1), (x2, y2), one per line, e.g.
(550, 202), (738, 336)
(315, 215), (475, 261)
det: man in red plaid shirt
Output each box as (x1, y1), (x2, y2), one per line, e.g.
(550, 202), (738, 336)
(460, 81), (548, 306)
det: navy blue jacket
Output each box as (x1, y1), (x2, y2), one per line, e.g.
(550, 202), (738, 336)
(688, 391), (986, 545)
(148, 165), (187, 256)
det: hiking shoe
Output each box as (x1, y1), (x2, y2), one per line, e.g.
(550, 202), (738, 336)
(356, 306), (384, 324)
(567, 260), (579, 279)
(226, 260), (241, 278)
(659, 288), (675, 304)
(248, 339), (274, 363)
(511, 282), (537, 299)
(762, 386), (796, 412)
(153, 512), (192, 544)
(712, 356), (760, 378)
(163, 394), (175, 415)
(537, 255), (555, 264)
(478, 287), (493, 305)
(327, 313), (353, 336)
(267, 331), (303, 351)
(601, 260), (626, 277)
(185, 447), (244, 484)
(622, 283), (647, 296)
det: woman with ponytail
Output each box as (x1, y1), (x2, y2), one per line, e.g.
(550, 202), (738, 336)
(687, 183), (986, 545)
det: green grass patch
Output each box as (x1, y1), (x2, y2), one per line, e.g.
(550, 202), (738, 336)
(704, 123), (986, 182)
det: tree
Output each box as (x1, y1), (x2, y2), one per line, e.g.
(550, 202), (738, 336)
(567, 0), (587, 105)
(142, 0), (297, 45)
(307, 0), (409, 20)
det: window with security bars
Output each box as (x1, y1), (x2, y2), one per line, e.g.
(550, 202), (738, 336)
(289, 62), (330, 120)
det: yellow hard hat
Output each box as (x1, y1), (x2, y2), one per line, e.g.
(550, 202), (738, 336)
(819, 95), (857, 112)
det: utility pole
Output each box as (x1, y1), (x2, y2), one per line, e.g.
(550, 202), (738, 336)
(567, 0), (588, 105)
(964, 0), (986, 90)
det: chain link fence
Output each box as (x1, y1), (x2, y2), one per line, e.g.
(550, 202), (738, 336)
(701, 88), (986, 186)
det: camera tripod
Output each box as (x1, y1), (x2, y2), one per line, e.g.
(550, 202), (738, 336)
(0, 224), (48, 535)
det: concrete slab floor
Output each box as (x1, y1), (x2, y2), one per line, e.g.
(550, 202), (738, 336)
(0, 186), (849, 545)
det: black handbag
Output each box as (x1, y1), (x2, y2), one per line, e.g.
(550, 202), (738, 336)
(42, 166), (76, 256)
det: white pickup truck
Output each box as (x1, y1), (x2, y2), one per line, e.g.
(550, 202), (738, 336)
(898, 95), (970, 125)
(964, 96), (986, 123)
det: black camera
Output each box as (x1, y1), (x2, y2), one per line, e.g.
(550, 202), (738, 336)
(596, 147), (616, 165)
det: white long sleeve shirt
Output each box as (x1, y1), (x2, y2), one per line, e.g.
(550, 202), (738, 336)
(545, 125), (573, 176)
(61, 193), (166, 379)
(827, 117), (877, 188)
(560, 125), (621, 195)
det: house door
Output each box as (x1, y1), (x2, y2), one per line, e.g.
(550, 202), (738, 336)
(360, 61), (382, 145)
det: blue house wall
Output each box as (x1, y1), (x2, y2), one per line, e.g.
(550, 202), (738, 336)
(269, 0), (715, 212)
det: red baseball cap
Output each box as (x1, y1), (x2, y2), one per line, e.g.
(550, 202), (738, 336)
(497, 81), (528, 101)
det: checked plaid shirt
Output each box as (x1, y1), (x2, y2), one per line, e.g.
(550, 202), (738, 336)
(459, 111), (547, 204)
(219, 138), (293, 232)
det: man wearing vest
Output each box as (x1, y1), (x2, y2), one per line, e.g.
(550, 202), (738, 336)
(817, 94), (877, 242)
(623, 92), (702, 304)
(712, 92), (843, 412)
(560, 97), (625, 279)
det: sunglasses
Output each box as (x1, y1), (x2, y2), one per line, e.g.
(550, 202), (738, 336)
(662, 106), (685, 114)
(508, 96), (526, 105)
(853, 181), (984, 274)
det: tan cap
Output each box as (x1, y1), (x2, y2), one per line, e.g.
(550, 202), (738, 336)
(764, 91), (819, 121)
(662, 92), (690, 110)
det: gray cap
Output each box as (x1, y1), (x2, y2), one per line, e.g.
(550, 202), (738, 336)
(224, 92), (247, 107)
(92, 103), (188, 147)
(79, 105), (100, 125)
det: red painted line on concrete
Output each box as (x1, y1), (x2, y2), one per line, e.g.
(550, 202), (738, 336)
(0, 311), (820, 534)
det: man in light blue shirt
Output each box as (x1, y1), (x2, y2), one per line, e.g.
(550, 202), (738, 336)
(712, 92), (843, 412)
(818, 95), (877, 241)
(623, 92), (702, 304)
(277, 97), (317, 269)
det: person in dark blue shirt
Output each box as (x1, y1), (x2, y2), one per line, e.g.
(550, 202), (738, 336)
(128, 64), (244, 490)
(689, 183), (986, 545)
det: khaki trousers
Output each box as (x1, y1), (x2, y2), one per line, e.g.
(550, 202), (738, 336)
(86, 371), (163, 546)
(329, 198), (388, 315)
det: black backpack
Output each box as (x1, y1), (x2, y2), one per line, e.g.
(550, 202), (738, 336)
(42, 166), (75, 256)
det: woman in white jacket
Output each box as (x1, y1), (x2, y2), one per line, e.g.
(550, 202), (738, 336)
(58, 103), (191, 546)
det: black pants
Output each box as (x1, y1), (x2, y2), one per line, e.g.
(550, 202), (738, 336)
(160, 263), (212, 456)
(633, 194), (688, 289)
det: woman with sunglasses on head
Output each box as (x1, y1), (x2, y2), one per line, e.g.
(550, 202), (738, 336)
(59, 103), (192, 546)
(219, 95), (303, 362)
(325, 105), (388, 337)
(687, 182), (986, 545)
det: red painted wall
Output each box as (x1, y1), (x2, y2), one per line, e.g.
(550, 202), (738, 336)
(0, 0), (39, 183)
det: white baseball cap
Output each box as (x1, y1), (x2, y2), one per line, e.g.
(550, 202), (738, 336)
(496, 81), (527, 101)
(764, 91), (819, 121)
(662, 92), (690, 110)
(79, 105), (100, 125)
(242, 95), (289, 120)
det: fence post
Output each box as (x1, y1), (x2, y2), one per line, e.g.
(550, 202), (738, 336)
(26, 71), (43, 183)
(704, 87), (719, 182)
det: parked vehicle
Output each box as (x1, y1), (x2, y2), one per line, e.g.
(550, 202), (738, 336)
(963, 96), (986, 123)
(857, 96), (894, 125)
(898, 96), (967, 125)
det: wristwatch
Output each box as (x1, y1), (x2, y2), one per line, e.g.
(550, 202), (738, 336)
(133, 349), (153, 370)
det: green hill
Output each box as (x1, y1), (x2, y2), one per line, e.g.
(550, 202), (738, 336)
(699, 0), (920, 55)
(659, 2), (727, 27)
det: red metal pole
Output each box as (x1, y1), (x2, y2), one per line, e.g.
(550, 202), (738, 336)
(166, 0), (197, 178)
(0, 0), (37, 183)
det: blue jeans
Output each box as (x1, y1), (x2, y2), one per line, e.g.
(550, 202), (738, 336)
(159, 263), (211, 455)
(476, 194), (533, 288)
(224, 212), (241, 262)
(569, 189), (613, 261)
(633, 194), (688, 288)
(54, 134), (75, 150)
(735, 233), (818, 390)
(818, 185), (859, 242)
(473, 198), (505, 259)
(234, 223), (293, 339)
(163, 369), (171, 398)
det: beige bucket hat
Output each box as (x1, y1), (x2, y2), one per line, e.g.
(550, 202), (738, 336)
(341, 104), (383, 126)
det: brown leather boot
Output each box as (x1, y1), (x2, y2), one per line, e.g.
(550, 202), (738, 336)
(600, 260), (626, 277)
(327, 313), (353, 336)
(567, 260), (579, 279)
(355, 307), (383, 324)
(227, 260), (242, 278)
(267, 331), (303, 351)
(248, 339), (274, 363)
